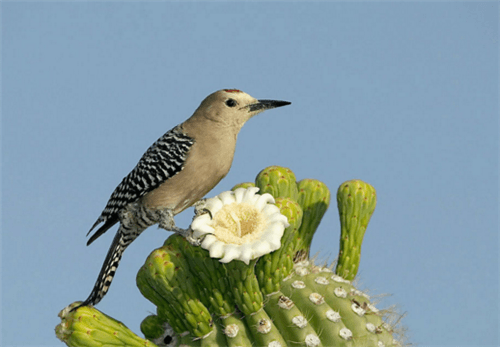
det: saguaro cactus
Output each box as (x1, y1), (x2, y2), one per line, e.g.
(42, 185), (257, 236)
(56, 166), (406, 347)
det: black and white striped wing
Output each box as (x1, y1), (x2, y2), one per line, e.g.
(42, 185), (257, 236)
(87, 126), (194, 245)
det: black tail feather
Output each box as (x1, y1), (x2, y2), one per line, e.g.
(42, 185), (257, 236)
(72, 230), (129, 311)
(86, 216), (120, 246)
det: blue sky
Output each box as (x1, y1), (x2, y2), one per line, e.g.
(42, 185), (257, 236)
(1, 2), (498, 346)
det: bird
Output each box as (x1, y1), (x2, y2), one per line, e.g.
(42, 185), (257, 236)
(73, 89), (291, 310)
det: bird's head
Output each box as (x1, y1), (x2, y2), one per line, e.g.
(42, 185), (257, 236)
(193, 89), (291, 130)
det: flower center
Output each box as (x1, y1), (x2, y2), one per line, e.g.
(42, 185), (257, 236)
(212, 202), (267, 245)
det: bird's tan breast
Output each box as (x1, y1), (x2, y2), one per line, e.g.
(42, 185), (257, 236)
(140, 130), (237, 214)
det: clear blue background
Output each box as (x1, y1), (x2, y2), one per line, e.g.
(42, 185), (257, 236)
(2, 2), (498, 346)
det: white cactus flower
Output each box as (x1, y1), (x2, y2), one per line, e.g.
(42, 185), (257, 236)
(191, 187), (289, 264)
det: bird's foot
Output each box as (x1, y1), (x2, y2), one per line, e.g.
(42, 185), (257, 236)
(195, 207), (213, 219)
(157, 208), (205, 246)
(193, 199), (213, 220)
(193, 199), (209, 215)
(185, 228), (208, 246)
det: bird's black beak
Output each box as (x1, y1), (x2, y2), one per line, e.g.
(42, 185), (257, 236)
(248, 99), (291, 112)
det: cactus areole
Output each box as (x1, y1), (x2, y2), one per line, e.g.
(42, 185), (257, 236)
(57, 166), (406, 347)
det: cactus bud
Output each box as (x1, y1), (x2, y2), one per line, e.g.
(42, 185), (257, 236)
(255, 165), (299, 201)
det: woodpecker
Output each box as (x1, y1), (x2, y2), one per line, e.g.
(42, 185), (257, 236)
(74, 89), (290, 310)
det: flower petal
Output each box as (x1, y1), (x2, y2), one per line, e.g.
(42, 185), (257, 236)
(241, 187), (260, 204)
(200, 234), (217, 248)
(249, 240), (272, 257)
(261, 204), (281, 217)
(219, 244), (241, 264)
(253, 193), (275, 211)
(265, 213), (289, 227)
(208, 240), (225, 258)
(191, 214), (214, 233)
(233, 188), (247, 203)
(218, 191), (236, 205)
(238, 245), (254, 264)
(204, 198), (224, 216)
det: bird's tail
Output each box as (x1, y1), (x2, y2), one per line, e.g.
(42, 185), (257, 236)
(71, 228), (132, 311)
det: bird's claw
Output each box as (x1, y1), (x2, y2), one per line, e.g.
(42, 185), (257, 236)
(183, 228), (212, 246)
(195, 207), (213, 220)
(155, 208), (210, 246)
(193, 199), (211, 215)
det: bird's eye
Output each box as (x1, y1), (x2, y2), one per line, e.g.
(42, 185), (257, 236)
(225, 99), (237, 107)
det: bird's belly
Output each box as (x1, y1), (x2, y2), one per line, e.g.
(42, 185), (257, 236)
(140, 145), (232, 214)
(140, 176), (221, 214)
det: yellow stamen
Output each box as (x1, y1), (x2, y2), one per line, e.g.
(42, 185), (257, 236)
(213, 203), (267, 245)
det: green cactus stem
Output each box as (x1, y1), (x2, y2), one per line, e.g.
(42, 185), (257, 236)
(56, 303), (158, 347)
(255, 197), (303, 296)
(335, 179), (377, 281)
(169, 235), (236, 318)
(136, 240), (213, 338)
(295, 178), (331, 260)
(224, 259), (288, 347)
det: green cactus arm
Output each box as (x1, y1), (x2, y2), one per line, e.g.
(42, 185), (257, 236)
(56, 304), (158, 347)
(136, 242), (213, 338)
(170, 235), (236, 317)
(335, 180), (377, 281)
(256, 197), (303, 296)
(223, 258), (264, 315)
(295, 179), (331, 260)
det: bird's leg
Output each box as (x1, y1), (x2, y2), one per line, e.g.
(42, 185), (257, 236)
(121, 203), (156, 232)
(119, 204), (140, 229)
(155, 208), (202, 246)
(156, 208), (186, 233)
